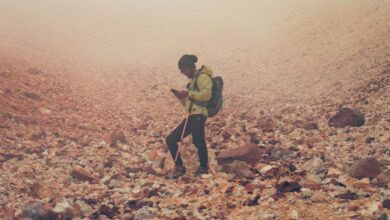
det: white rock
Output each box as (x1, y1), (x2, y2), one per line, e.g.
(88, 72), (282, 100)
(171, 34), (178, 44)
(53, 200), (72, 213)
(302, 157), (326, 174)
(39, 107), (52, 115)
(260, 165), (274, 174)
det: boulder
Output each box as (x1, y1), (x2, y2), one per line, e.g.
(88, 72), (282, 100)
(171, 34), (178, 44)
(349, 157), (382, 179)
(329, 108), (365, 128)
(216, 143), (262, 165)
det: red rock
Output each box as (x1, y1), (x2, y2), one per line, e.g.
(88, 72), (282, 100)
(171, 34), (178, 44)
(103, 130), (127, 147)
(71, 167), (96, 182)
(349, 157), (382, 179)
(329, 108), (365, 128)
(373, 169), (390, 187)
(216, 143), (262, 165)
(244, 184), (265, 193)
(302, 122), (319, 130)
(257, 117), (275, 132)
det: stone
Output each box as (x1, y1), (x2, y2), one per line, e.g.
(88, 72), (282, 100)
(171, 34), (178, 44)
(221, 161), (253, 178)
(103, 130), (127, 147)
(244, 184), (265, 193)
(260, 165), (274, 174)
(269, 147), (294, 161)
(257, 117), (275, 132)
(335, 192), (358, 200)
(27, 67), (42, 75)
(71, 166), (96, 182)
(310, 193), (329, 203)
(373, 169), (390, 187)
(39, 107), (52, 115)
(276, 181), (301, 193)
(22, 92), (42, 101)
(29, 182), (54, 199)
(302, 157), (326, 174)
(383, 199), (390, 209)
(328, 108), (365, 128)
(53, 200), (73, 219)
(75, 200), (93, 217)
(349, 157), (382, 179)
(133, 208), (154, 220)
(216, 143), (262, 165)
(97, 204), (118, 218)
(302, 122), (319, 130)
(352, 178), (370, 189)
(0, 207), (15, 220)
(327, 167), (342, 177)
(21, 202), (43, 219)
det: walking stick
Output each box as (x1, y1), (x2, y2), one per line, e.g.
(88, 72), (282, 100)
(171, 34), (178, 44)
(169, 113), (190, 179)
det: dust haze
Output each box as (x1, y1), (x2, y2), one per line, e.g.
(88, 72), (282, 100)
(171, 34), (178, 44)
(1, 1), (390, 219)
(2, 0), (388, 103)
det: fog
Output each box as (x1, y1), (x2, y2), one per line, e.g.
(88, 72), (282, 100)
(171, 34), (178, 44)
(0, 0), (350, 65)
(1, 0), (388, 102)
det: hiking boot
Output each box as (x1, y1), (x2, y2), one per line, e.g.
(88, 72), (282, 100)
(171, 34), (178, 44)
(169, 166), (186, 179)
(194, 167), (208, 177)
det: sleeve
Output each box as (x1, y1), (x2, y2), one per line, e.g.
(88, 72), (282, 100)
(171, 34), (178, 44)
(188, 74), (212, 102)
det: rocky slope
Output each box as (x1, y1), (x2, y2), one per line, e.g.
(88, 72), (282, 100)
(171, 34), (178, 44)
(1, 0), (390, 219)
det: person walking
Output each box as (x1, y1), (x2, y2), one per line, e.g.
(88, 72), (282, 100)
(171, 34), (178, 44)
(166, 54), (213, 178)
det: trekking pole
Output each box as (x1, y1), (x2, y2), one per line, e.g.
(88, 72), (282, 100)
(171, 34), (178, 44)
(170, 113), (190, 179)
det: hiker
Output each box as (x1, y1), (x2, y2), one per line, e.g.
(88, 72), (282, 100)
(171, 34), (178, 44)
(166, 54), (213, 178)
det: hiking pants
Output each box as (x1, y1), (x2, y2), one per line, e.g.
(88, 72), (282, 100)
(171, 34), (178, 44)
(166, 114), (208, 169)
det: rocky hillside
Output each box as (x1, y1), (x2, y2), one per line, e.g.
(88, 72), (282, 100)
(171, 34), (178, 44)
(1, 0), (390, 219)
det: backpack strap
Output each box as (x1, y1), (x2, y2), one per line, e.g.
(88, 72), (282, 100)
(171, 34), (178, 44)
(188, 71), (209, 112)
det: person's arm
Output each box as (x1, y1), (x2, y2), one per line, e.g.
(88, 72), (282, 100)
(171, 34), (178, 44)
(188, 74), (212, 102)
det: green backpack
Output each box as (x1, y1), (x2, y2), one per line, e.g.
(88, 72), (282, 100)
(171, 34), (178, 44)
(189, 73), (224, 117)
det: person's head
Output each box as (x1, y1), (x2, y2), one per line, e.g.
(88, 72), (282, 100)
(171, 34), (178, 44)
(178, 54), (198, 78)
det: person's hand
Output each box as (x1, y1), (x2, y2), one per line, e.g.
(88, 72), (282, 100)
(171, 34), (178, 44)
(179, 91), (188, 98)
(171, 89), (186, 99)
(171, 89), (188, 99)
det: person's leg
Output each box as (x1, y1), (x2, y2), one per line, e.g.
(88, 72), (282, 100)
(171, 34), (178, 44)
(191, 115), (208, 170)
(166, 117), (192, 167)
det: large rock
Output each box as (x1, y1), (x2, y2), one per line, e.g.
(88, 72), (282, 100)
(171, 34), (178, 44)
(349, 157), (382, 179)
(302, 157), (326, 174)
(328, 108), (365, 128)
(216, 143), (262, 165)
